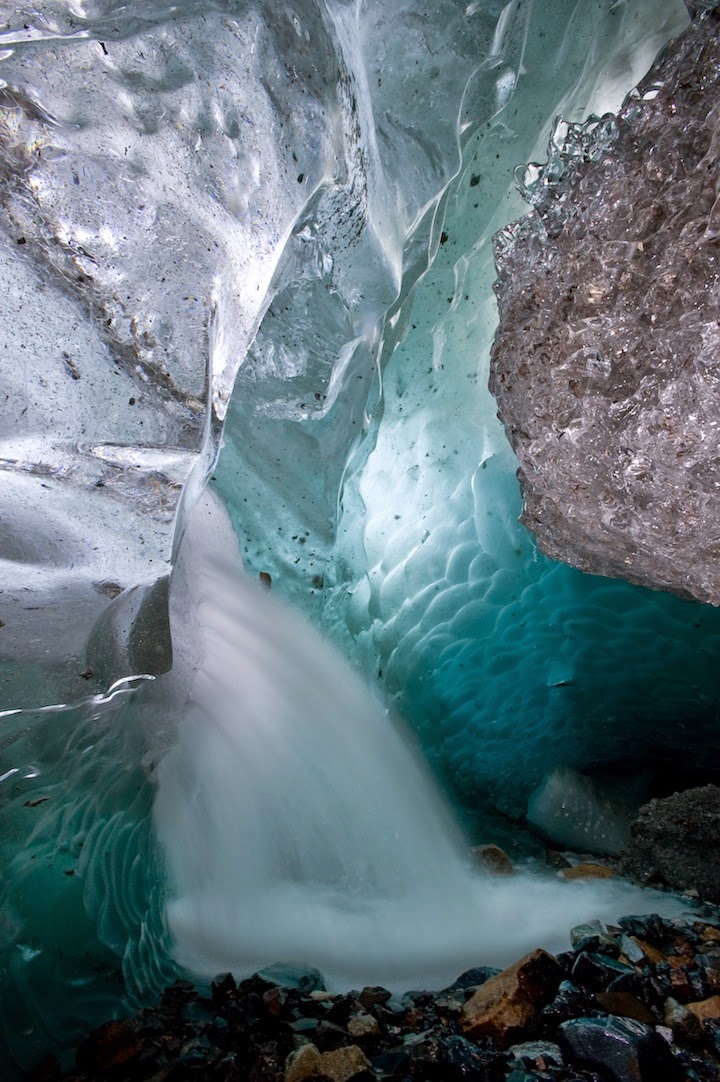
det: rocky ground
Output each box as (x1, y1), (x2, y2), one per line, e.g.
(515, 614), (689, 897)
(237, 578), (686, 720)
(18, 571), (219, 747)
(25, 902), (720, 1082)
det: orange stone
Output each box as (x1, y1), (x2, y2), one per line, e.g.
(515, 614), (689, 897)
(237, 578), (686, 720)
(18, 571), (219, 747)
(560, 863), (614, 880)
(460, 948), (561, 1048)
(471, 844), (515, 875)
(630, 936), (666, 965)
(685, 995), (720, 1022)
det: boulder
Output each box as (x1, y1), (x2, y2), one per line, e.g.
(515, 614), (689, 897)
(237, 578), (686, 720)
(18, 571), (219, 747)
(559, 1015), (681, 1081)
(285, 1042), (370, 1082)
(460, 949), (562, 1047)
(619, 785), (720, 901)
(490, 8), (720, 605)
(471, 844), (515, 875)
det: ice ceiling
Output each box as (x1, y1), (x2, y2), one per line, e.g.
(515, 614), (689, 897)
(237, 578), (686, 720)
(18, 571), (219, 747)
(1, 0), (720, 1072)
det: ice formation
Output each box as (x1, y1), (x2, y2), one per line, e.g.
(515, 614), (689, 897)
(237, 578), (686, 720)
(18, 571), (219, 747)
(1, 0), (719, 1074)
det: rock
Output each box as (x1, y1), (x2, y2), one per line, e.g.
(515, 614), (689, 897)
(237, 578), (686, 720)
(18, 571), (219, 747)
(698, 952), (720, 993)
(259, 962), (327, 993)
(527, 768), (633, 856)
(440, 1034), (502, 1078)
(285, 1042), (371, 1082)
(571, 951), (636, 991)
(347, 1013), (380, 1037)
(470, 844), (514, 875)
(315, 1019), (355, 1051)
(685, 994), (720, 1022)
(569, 920), (620, 956)
(594, 991), (657, 1025)
(618, 934), (648, 965)
(507, 1039), (564, 1070)
(617, 914), (674, 944)
(489, 8), (720, 605)
(538, 979), (597, 1030)
(358, 986), (392, 1009)
(285, 1043), (324, 1082)
(560, 862), (614, 881)
(619, 785), (720, 902)
(559, 1015), (682, 1081)
(460, 948), (562, 1047)
(664, 996), (704, 1040)
(442, 966), (502, 995)
(370, 1049), (411, 1077)
(75, 1019), (142, 1073)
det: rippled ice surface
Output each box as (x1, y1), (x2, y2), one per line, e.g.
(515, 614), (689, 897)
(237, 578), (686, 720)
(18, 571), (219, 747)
(0, 0), (713, 1074)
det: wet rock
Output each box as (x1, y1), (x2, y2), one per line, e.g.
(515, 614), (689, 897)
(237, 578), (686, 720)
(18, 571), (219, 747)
(559, 1015), (682, 1082)
(369, 1048), (411, 1078)
(538, 979), (597, 1032)
(347, 1013), (381, 1038)
(570, 920), (621, 956)
(442, 967), (502, 996)
(290, 1017), (320, 1034)
(685, 994), (720, 1023)
(560, 862), (614, 881)
(211, 972), (239, 1006)
(697, 952), (720, 993)
(461, 948), (562, 1047)
(358, 987), (392, 1010)
(441, 1034), (502, 1078)
(259, 963), (327, 993)
(506, 1039), (564, 1070)
(618, 934), (648, 965)
(664, 995), (704, 1040)
(619, 786), (720, 903)
(285, 1041), (371, 1082)
(594, 990), (658, 1025)
(471, 844), (515, 875)
(571, 950), (636, 991)
(75, 1020), (142, 1073)
(314, 1020), (354, 1052)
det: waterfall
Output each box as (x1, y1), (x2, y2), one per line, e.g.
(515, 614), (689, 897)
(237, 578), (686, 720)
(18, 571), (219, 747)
(151, 493), (683, 991)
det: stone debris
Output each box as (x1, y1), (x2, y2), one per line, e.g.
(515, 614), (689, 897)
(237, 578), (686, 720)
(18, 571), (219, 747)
(619, 784), (720, 902)
(36, 908), (720, 1080)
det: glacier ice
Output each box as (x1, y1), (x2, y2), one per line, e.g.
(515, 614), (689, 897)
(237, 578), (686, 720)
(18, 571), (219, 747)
(0, 0), (719, 1074)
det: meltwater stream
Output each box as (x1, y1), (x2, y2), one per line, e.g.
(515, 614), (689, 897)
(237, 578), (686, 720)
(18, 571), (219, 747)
(150, 494), (685, 993)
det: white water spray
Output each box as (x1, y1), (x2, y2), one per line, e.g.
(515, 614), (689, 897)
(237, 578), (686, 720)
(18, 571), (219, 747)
(152, 493), (685, 991)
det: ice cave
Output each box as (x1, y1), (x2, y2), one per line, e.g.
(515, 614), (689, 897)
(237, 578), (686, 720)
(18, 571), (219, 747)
(1, 0), (720, 1076)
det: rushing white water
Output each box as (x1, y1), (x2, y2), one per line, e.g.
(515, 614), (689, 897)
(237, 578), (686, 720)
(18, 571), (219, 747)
(151, 493), (686, 991)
